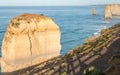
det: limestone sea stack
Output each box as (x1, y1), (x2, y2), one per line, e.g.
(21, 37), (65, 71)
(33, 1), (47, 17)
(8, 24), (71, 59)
(1, 13), (61, 73)
(104, 5), (112, 19)
(110, 4), (120, 16)
(92, 8), (96, 15)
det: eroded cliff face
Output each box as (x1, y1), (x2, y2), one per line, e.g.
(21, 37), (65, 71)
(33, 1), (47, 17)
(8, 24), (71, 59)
(104, 5), (112, 19)
(2, 22), (119, 75)
(104, 4), (120, 19)
(111, 4), (120, 16)
(1, 13), (61, 73)
(92, 8), (96, 15)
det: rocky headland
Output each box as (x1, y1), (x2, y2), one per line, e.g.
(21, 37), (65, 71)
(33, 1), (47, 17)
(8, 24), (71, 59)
(1, 16), (120, 75)
(104, 4), (120, 19)
(1, 13), (61, 73)
(104, 5), (112, 19)
(110, 4), (120, 16)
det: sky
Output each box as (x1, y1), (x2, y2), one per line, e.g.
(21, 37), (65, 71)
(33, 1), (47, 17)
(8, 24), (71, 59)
(0, 0), (120, 6)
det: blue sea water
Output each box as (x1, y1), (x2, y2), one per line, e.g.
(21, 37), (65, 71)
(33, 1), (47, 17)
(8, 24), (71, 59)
(0, 6), (120, 56)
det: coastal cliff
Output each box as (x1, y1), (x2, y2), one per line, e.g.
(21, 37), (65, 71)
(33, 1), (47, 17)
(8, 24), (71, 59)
(2, 22), (120, 75)
(110, 4), (120, 16)
(104, 4), (120, 19)
(104, 5), (112, 19)
(1, 13), (61, 73)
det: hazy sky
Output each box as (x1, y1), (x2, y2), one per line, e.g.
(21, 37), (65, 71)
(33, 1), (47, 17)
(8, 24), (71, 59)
(0, 0), (120, 6)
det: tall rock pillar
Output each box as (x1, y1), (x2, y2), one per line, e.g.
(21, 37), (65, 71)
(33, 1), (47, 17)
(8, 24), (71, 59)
(1, 13), (61, 73)
(104, 5), (112, 19)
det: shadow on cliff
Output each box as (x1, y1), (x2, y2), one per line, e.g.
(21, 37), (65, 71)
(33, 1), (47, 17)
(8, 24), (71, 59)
(2, 38), (120, 75)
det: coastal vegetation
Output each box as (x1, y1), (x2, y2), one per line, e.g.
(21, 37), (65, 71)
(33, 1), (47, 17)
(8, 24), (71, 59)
(0, 2), (120, 75)
(2, 22), (119, 75)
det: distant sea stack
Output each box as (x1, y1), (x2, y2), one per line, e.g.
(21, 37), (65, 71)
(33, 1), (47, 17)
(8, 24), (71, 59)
(104, 5), (112, 19)
(1, 13), (61, 73)
(92, 8), (96, 16)
(110, 4), (120, 16)
(104, 4), (120, 19)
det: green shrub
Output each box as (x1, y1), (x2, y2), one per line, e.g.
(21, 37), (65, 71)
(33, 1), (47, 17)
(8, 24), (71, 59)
(91, 68), (102, 75)
(61, 71), (67, 75)
(98, 52), (102, 58)
(83, 67), (103, 75)
(113, 52), (120, 58)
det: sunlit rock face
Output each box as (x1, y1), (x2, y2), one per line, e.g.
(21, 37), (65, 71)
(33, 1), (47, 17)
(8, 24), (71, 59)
(1, 13), (61, 72)
(92, 8), (96, 15)
(104, 5), (112, 19)
(110, 4), (120, 16)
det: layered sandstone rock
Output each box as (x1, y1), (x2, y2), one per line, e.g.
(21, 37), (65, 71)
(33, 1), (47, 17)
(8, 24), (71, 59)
(104, 4), (120, 19)
(1, 13), (61, 73)
(111, 4), (120, 16)
(104, 5), (112, 19)
(92, 8), (96, 15)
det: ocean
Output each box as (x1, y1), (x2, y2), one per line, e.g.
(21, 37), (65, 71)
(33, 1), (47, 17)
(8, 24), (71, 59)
(0, 6), (120, 56)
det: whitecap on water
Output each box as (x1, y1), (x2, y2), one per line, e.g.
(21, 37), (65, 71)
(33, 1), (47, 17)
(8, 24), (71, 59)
(103, 20), (111, 24)
(102, 24), (108, 29)
(94, 32), (99, 36)
(103, 25), (107, 29)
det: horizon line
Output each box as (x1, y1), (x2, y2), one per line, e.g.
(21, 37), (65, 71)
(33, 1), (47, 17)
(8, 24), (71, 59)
(0, 3), (118, 7)
(0, 4), (109, 7)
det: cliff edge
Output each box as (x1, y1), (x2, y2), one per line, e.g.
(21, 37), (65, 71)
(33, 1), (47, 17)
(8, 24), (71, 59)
(2, 23), (120, 75)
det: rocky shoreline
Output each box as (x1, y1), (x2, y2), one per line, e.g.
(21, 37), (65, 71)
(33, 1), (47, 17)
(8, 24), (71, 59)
(1, 22), (120, 75)
(1, 5), (120, 74)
